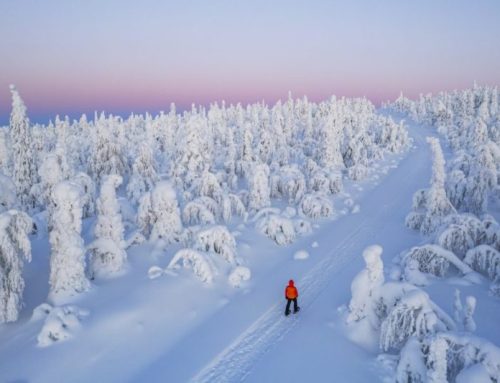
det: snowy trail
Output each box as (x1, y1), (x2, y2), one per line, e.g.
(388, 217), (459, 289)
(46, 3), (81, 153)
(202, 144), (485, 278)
(189, 120), (433, 383)
(190, 222), (374, 383)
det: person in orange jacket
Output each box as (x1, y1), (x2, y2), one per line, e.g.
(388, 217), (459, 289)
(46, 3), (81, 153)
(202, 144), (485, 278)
(284, 279), (300, 316)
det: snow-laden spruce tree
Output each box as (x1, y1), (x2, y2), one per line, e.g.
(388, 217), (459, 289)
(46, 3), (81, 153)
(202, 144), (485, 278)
(406, 137), (455, 234)
(299, 193), (333, 219)
(0, 174), (17, 213)
(194, 225), (237, 265)
(317, 112), (343, 169)
(379, 289), (455, 352)
(173, 114), (212, 188)
(37, 142), (72, 212)
(223, 127), (238, 189)
(346, 245), (385, 323)
(88, 113), (127, 184)
(248, 164), (271, 213)
(464, 244), (500, 282)
(183, 196), (218, 226)
(167, 249), (214, 283)
(126, 140), (158, 205)
(269, 165), (306, 204)
(256, 213), (296, 245)
(88, 175), (127, 279)
(137, 181), (183, 243)
(398, 244), (473, 285)
(72, 172), (96, 219)
(0, 129), (10, 175)
(49, 181), (90, 301)
(421, 137), (456, 233)
(396, 332), (500, 383)
(194, 167), (224, 203)
(9, 85), (38, 210)
(0, 210), (32, 323)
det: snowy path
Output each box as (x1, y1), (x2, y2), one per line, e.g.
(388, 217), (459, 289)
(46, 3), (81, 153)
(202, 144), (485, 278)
(188, 121), (434, 383)
(191, 221), (374, 383)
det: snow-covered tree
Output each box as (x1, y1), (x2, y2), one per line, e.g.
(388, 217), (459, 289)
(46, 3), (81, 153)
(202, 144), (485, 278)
(379, 289), (455, 352)
(256, 213), (296, 245)
(137, 181), (183, 243)
(193, 168), (224, 203)
(88, 114), (127, 183)
(396, 333), (500, 383)
(167, 249), (214, 283)
(406, 137), (455, 234)
(88, 175), (127, 279)
(182, 197), (218, 226)
(347, 245), (384, 323)
(0, 129), (10, 175)
(317, 113), (343, 169)
(49, 181), (90, 301)
(454, 289), (463, 324)
(220, 193), (246, 223)
(269, 165), (306, 204)
(0, 210), (32, 322)
(248, 164), (271, 212)
(437, 222), (474, 258)
(398, 244), (473, 285)
(9, 85), (37, 209)
(37, 145), (71, 210)
(463, 295), (476, 332)
(126, 140), (158, 205)
(72, 172), (96, 219)
(0, 174), (17, 213)
(464, 244), (500, 281)
(194, 225), (237, 265)
(420, 137), (456, 233)
(174, 115), (212, 188)
(299, 193), (333, 219)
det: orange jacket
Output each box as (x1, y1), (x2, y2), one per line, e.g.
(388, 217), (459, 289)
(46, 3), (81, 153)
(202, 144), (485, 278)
(285, 280), (298, 299)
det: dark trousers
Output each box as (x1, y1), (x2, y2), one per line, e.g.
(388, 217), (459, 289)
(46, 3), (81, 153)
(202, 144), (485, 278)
(285, 298), (298, 313)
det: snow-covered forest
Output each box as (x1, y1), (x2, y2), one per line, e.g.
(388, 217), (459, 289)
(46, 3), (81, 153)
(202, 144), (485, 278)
(338, 84), (500, 382)
(1, 84), (500, 383)
(0, 86), (409, 316)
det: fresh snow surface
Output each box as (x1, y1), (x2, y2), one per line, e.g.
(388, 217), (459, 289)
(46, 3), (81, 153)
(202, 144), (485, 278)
(1, 115), (499, 383)
(293, 250), (310, 260)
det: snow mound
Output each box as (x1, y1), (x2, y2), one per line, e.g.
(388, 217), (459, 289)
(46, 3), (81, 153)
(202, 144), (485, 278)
(228, 266), (251, 288)
(312, 241), (319, 248)
(294, 250), (309, 260)
(148, 266), (164, 279)
(34, 304), (89, 347)
(294, 219), (312, 236)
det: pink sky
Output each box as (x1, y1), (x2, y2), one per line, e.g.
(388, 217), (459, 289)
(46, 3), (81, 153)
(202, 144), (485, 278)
(1, 0), (499, 123)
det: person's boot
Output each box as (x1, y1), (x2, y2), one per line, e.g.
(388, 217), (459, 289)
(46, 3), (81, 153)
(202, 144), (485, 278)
(293, 307), (300, 314)
(285, 310), (290, 316)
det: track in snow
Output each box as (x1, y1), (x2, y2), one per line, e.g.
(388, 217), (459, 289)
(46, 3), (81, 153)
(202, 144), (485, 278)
(190, 221), (376, 383)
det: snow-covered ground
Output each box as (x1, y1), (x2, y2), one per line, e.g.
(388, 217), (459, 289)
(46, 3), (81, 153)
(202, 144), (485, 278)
(1, 93), (500, 382)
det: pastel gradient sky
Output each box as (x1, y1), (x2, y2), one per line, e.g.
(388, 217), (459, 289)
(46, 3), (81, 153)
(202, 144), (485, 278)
(1, 0), (499, 124)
